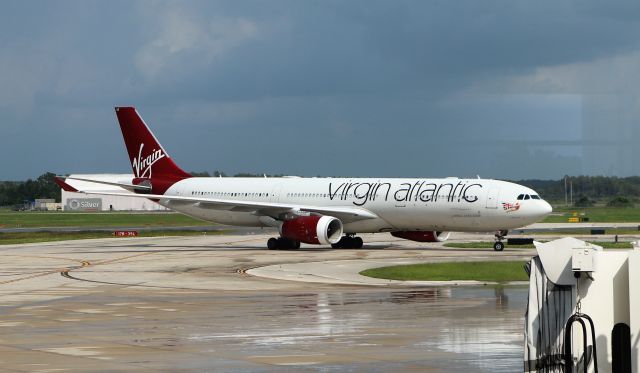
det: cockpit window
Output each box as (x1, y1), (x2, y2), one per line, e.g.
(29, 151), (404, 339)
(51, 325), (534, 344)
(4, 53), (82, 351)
(517, 194), (524, 200)
(531, 195), (541, 200)
(524, 195), (531, 200)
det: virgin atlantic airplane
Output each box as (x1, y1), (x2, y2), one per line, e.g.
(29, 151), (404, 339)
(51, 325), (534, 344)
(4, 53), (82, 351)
(56, 107), (552, 251)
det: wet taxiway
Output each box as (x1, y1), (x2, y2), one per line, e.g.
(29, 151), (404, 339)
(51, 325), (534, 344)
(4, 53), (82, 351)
(0, 233), (534, 372)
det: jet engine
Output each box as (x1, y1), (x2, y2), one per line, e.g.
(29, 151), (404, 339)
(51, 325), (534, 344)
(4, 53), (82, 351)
(390, 231), (451, 242)
(280, 215), (343, 245)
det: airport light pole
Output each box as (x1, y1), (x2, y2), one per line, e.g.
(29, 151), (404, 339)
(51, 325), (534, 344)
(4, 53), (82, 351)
(570, 179), (573, 205)
(564, 175), (568, 206)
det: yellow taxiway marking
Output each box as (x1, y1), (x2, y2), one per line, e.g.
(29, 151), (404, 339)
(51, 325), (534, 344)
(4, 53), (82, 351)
(1, 236), (266, 286)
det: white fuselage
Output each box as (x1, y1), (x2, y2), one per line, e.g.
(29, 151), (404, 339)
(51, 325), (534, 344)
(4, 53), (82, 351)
(161, 177), (551, 233)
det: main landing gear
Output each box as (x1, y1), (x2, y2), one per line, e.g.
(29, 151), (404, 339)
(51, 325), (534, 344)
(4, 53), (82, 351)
(331, 235), (364, 249)
(267, 237), (301, 250)
(493, 230), (508, 251)
(265, 235), (365, 250)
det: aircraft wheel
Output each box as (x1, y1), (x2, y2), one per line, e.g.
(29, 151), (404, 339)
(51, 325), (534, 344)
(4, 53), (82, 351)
(493, 241), (505, 251)
(276, 237), (299, 250)
(267, 237), (278, 250)
(332, 236), (347, 249)
(332, 236), (363, 249)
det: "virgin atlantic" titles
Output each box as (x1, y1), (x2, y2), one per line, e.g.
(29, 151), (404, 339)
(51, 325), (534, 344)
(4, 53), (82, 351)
(329, 180), (482, 206)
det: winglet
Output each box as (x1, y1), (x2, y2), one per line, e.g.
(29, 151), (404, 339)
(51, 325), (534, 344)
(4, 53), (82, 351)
(54, 176), (78, 192)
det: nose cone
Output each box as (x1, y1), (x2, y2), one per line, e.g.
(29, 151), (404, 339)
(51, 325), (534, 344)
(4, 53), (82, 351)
(535, 200), (553, 219)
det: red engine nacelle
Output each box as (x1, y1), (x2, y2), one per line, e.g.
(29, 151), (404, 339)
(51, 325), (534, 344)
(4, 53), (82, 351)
(391, 231), (450, 242)
(280, 215), (343, 245)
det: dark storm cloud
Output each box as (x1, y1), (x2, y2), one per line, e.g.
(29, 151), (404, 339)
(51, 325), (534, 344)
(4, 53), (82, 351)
(116, 0), (640, 104)
(2, 0), (640, 180)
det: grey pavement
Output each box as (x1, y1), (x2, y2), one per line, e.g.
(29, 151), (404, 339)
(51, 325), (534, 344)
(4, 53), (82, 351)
(6, 225), (636, 372)
(0, 232), (538, 372)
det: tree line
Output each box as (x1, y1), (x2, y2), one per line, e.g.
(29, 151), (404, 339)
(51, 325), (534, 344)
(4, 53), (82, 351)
(1, 172), (639, 208)
(515, 176), (640, 206)
(0, 172), (60, 207)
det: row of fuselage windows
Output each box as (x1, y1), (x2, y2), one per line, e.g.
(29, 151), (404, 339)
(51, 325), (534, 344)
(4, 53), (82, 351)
(191, 191), (270, 197)
(189, 191), (475, 200)
(189, 191), (328, 198)
(517, 194), (541, 200)
(289, 193), (328, 198)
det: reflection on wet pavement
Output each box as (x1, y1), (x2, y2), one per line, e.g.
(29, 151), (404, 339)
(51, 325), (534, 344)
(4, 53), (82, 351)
(0, 285), (527, 372)
(180, 287), (526, 372)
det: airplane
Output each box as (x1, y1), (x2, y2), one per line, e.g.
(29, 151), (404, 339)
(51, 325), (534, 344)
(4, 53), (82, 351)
(55, 107), (553, 251)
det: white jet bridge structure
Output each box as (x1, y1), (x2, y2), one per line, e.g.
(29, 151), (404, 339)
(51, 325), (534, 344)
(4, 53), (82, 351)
(524, 237), (640, 373)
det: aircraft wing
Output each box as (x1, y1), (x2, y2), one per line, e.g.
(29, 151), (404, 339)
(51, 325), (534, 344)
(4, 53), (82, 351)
(55, 177), (377, 223)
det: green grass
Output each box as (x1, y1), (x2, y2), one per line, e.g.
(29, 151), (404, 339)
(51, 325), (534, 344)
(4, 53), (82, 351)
(543, 206), (640, 223)
(0, 230), (226, 245)
(0, 211), (210, 228)
(588, 241), (635, 248)
(533, 228), (640, 235)
(360, 261), (529, 282)
(444, 241), (634, 249)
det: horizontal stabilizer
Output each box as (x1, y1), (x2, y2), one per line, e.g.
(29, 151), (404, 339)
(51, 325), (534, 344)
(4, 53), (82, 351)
(54, 176), (78, 192)
(65, 176), (152, 192)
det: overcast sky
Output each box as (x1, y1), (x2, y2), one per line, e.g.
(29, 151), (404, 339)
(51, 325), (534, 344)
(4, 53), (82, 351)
(2, 0), (640, 180)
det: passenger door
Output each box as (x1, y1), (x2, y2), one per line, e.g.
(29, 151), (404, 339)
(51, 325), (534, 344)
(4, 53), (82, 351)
(270, 185), (284, 203)
(485, 188), (499, 209)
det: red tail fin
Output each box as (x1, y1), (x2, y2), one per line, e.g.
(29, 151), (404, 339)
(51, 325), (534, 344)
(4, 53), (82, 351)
(115, 107), (190, 192)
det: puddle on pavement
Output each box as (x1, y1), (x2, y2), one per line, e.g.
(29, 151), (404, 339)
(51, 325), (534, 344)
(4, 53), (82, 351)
(2, 286), (527, 372)
(186, 286), (527, 372)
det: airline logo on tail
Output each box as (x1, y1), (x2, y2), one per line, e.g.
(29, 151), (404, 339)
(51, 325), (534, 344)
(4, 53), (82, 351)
(133, 143), (166, 178)
(115, 106), (191, 185)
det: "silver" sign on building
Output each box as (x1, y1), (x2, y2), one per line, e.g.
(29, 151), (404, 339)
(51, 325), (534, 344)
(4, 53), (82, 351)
(66, 198), (102, 211)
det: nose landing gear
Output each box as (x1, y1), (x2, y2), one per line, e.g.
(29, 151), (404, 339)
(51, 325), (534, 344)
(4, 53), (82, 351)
(493, 230), (508, 251)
